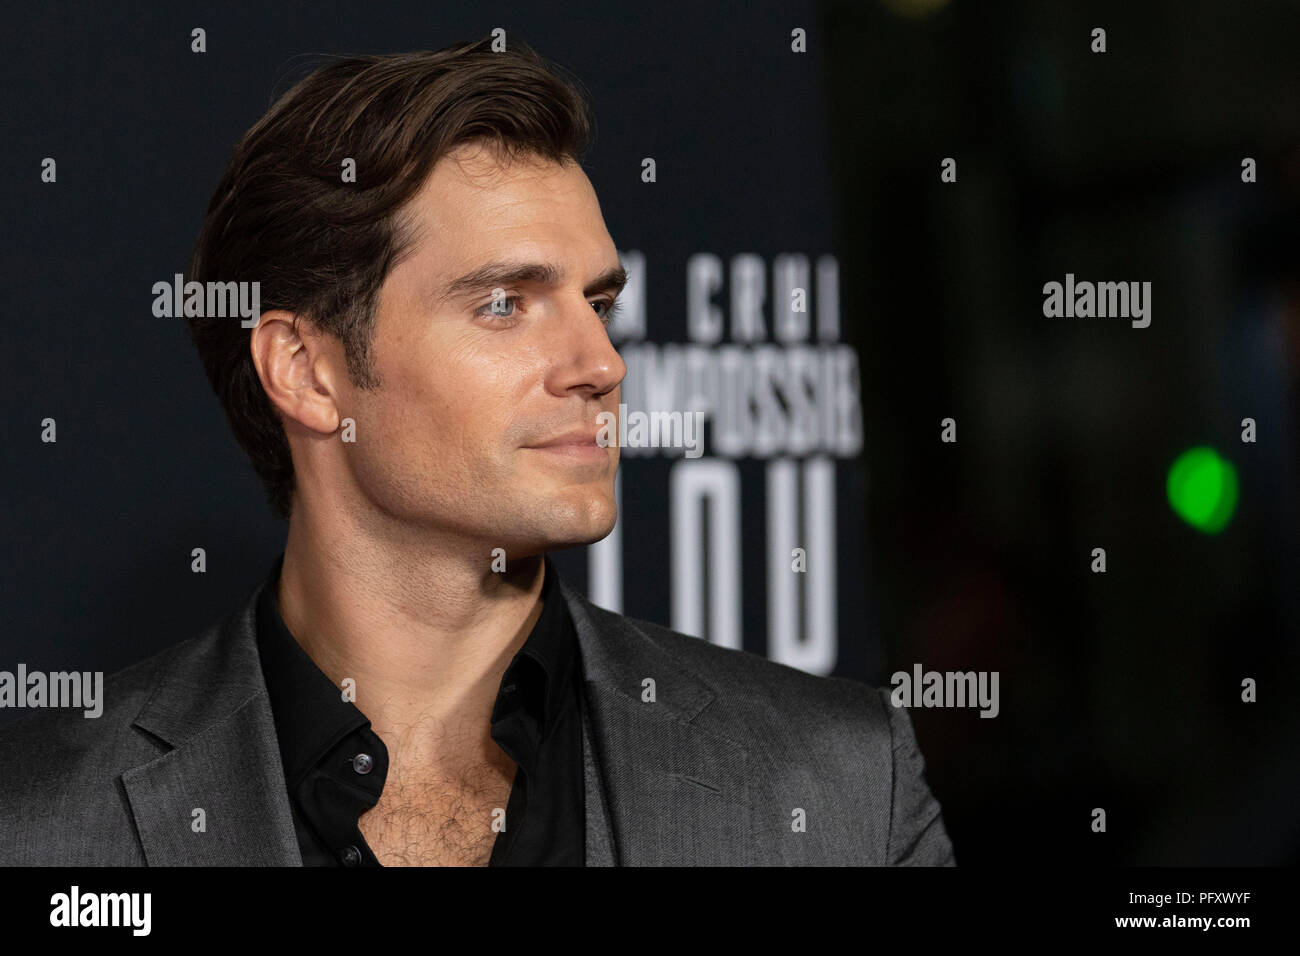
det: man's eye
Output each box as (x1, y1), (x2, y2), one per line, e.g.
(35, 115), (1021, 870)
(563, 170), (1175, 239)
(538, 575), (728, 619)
(594, 298), (623, 326)
(476, 295), (522, 321)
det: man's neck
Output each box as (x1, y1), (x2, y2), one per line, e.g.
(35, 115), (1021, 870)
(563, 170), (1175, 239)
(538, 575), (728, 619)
(275, 503), (546, 777)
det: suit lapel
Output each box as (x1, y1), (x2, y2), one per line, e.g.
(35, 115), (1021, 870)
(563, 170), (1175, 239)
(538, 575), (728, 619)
(577, 683), (618, 866)
(124, 577), (302, 866)
(560, 575), (752, 866)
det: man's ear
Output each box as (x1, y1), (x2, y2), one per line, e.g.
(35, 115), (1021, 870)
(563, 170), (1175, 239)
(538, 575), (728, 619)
(250, 309), (343, 434)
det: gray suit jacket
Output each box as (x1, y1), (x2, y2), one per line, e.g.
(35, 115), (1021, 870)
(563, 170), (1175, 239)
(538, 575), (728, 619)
(0, 568), (955, 866)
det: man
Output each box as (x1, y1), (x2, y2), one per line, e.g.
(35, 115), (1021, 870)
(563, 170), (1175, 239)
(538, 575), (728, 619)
(0, 38), (954, 866)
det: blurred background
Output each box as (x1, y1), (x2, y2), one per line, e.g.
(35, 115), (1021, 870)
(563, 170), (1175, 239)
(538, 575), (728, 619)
(2, 0), (1296, 864)
(824, 0), (1299, 866)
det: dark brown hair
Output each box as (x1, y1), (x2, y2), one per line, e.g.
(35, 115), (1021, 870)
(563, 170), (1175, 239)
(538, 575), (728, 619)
(187, 38), (593, 519)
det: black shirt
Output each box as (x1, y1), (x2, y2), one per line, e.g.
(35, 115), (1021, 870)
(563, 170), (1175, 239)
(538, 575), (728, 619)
(254, 553), (585, 866)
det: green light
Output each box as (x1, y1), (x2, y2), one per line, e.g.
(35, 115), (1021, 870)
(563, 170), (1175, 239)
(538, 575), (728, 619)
(1167, 447), (1238, 534)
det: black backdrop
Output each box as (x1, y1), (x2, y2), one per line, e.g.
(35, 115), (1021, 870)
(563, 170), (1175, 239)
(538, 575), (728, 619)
(2, 0), (1297, 866)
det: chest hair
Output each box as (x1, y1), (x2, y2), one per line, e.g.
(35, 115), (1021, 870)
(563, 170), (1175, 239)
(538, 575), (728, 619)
(358, 759), (517, 866)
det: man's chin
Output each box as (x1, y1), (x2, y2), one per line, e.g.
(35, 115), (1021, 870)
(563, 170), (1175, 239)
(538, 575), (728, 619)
(521, 488), (617, 551)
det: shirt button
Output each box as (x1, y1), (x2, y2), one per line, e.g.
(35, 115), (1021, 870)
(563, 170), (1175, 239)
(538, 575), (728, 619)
(352, 753), (374, 775)
(341, 845), (362, 866)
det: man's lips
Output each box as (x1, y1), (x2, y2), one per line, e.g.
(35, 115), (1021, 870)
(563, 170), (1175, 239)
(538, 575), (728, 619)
(524, 427), (603, 449)
(523, 427), (609, 461)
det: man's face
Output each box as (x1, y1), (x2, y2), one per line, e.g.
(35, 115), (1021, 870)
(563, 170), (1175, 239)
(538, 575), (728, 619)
(341, 143), (626, 555)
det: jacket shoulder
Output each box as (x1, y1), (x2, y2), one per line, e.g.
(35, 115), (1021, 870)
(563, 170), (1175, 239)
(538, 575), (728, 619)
(585, 606), (955, 865)
(0, 628), (207, 748)
(0, 627), (217, 865)
(589, 604), (892, 737)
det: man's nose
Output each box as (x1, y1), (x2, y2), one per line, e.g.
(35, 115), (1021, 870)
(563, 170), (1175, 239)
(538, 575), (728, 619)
(549, 298), (626, 397)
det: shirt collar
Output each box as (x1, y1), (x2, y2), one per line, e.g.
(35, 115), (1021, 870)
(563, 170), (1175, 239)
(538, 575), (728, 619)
(255, 553), (370, 790)
(255, 552), (578, 781)
(494, 554), (577, 734)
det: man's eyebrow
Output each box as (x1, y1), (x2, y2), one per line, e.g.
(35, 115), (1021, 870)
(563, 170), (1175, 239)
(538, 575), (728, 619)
(435, 261), (628, 305)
